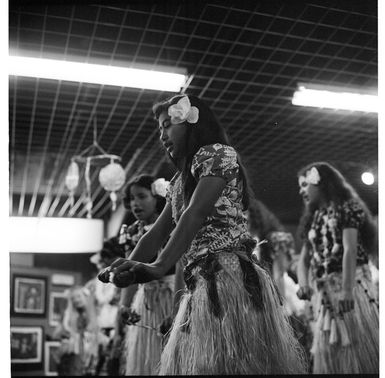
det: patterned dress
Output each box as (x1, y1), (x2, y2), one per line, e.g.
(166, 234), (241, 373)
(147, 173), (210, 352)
(119, 220), (175, 375)
(306, 199), (378, 374)
(159, 143), (307, 375)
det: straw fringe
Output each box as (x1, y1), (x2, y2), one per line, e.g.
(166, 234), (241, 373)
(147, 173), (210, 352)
(122, 276), (174, 375)
(310, 265), (378, 374)
(159, 252), (307, 375)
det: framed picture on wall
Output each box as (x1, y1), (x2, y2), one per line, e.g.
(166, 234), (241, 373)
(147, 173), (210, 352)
(49, 291), (68, 327)
(44, 341), (61, 376)
(12, 275), (46, 316)
(10, 326), (43, 364)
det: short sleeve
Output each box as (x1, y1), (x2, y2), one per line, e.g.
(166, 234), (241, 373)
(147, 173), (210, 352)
(341, 199), (365, 229)
(191, 143), (239, 183)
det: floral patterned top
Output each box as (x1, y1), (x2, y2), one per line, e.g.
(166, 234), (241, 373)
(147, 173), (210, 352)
(166, 143), (253, 267)
(119, 220), (152, 258)
(307, 198), (368, 278)
(119, 220), (175, 275)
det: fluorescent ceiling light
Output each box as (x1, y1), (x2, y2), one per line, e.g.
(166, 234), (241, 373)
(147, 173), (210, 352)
(9, 217), (104, 253)
(9, 55), (187, 92)
(292, 83), (378, 113)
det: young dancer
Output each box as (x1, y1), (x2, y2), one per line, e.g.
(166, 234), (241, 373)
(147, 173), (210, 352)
(100, 95), (307, 374)
(296, 162), (378, 374)
(112, 174), (175, 375)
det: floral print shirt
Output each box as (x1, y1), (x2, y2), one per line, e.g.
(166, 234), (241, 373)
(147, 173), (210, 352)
(119, 220), (152, 258)
(308, 199), (368, 278)
(166, 143), (253, 267)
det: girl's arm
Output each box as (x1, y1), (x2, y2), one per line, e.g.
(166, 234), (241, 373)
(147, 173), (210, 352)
(340, 228), (358, 312)
(112, 176), (226, 282)
(149, 176), (226, 274)
(107, 203), (174, 274)
(296, 243), (313, 300)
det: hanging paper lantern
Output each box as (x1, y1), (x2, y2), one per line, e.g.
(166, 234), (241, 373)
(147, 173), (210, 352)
(99, 162), (125, 211)
(65, 161), (79, 207)
(65, 161), (80, 191)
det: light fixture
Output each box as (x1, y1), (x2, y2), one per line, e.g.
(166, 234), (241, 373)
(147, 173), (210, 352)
(292, 83), (378, 113)
(361, 171), (375, 185)
(65, 117), (125, 218)
(9, 217), (104, 253)
(8, 55), (188, 92)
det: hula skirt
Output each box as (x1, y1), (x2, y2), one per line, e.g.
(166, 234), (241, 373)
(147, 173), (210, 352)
(309, 264), (379, 374)
(123, 274), (174, 375)
(159, 250), (307, 375)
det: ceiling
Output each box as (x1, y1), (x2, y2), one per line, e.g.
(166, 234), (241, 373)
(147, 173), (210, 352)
(9, 0), (378, 228)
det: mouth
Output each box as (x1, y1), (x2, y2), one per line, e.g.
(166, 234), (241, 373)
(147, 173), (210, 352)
(163, 142), (173, 152)
(133, 208), (143, 216)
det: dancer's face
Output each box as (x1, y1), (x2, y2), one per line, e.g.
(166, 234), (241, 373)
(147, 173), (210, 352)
(71, 290), (86, 310)
(129, 184), (158, 225)
(158, 111), (188, 160)
(298, 176), (323, 207)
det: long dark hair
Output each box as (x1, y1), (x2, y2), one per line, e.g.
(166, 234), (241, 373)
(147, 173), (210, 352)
(153, 94), (252, 209)
(124, 174), (166, 214)
(297, 162), (377, 255)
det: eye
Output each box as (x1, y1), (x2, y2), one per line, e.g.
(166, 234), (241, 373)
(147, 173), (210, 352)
(162, 120), (171, 129)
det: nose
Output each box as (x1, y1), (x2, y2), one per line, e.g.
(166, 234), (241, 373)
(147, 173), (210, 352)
(299, 186), (304, 195)
(159, 128), (167, 142)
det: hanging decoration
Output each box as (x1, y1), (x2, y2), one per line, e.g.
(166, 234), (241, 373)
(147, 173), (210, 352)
(64, 116), (125, 218)
(99, 161), (126, 211)
(65, 160), (80, 207)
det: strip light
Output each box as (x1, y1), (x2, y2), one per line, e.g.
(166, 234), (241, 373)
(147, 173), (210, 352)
(292, 83), (378, 113)
(9, 55), (187, 92)
(9, 217), (104, 253)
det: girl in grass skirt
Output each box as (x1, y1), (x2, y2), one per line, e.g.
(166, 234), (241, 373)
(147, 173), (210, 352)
(296, 162), (378, 374)
(101, 95), (307, 375)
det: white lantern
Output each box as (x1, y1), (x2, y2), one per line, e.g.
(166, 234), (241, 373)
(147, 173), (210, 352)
(65, 161), (79, 206)
(98, 162), (125, 210)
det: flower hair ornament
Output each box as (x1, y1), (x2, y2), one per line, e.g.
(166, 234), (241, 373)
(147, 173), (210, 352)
(305, 167), (321, 185)
(151, 178), (169, 198)
(168, 96), (199, 125)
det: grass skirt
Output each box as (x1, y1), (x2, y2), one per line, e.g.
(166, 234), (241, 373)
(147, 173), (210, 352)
(310, 264), (379, 374)
(123, 275), (174, 375)
(159, 251), (307, 375)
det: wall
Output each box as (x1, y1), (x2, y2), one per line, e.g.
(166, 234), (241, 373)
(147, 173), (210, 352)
(10, 253), (96, 376)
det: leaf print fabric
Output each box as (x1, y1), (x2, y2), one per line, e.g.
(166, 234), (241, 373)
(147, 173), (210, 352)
(167, 143), (254, 267)
(308, 199), (368, 278)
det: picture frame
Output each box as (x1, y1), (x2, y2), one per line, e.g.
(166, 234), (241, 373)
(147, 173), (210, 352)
(10, 326), (43, 364)
(44, 341), (61, 376)
(49, 291), (68, 327)
(12, 275), (46, 316)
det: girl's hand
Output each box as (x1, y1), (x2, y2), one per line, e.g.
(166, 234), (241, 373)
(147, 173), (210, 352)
(111, 261), (164, 287)
(338, 289), (355, 313)
(296, 286), (313, 300)
(98, 257), (128, 283)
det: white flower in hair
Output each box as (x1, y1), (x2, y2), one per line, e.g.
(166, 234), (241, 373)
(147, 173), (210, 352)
(306, 167), (321, 185)
(151, 178), (169, 198)
(168, 96), (199, 125)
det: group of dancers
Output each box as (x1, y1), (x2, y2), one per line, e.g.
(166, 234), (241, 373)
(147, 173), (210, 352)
(57, 94), (379, 375)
